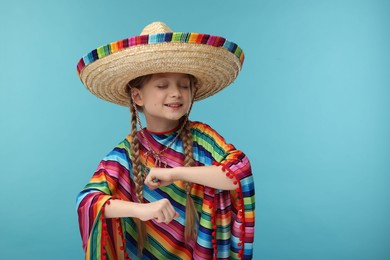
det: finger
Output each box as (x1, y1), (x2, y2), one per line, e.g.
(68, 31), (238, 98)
(162, 208), (173, 224)
(145, 177), (160, 190)
(147, 175), (159, 183)
(154, 211), (165, 223)
(168, 209), (180, 222)
(166, 200), (176, 216)
(146, 182), (159, 190)
(162, 204), (178, 224)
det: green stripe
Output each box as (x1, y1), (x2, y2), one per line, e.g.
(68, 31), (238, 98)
(117, 138), (131, 154)
(234, 47), (243, 59)
(147, 236), (182, 260)
(217, 226), (231, 240)
(192, 128), (226, 161)
(85, 182), (110, 194)
(171, 32), (182, 42)
(160, 183), (186, 205)
(90, 213), (102, 259)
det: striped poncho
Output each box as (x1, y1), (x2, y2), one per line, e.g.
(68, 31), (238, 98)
(76, 121), (255, 259)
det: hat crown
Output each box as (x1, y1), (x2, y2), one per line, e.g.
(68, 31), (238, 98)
(140, 22), (173, 35)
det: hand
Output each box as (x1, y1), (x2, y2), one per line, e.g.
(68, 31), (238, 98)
(137, 198), (179, 224)
(145, 167), (175, 190)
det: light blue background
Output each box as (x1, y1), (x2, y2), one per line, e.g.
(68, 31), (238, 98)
(0, 0), (389, 259)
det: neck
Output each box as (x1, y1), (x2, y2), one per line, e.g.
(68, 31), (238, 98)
(145, 118), (180, 133)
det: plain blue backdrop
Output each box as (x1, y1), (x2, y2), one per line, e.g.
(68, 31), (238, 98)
(0, 0), (389, 259)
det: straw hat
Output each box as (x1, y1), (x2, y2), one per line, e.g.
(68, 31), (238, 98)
(76, 22), (245, 106)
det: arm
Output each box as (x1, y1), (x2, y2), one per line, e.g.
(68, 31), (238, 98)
(145, 165), (238, 190)
(104, 198), (179, 223)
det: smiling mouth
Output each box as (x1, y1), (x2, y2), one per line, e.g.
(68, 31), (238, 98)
(164, 104), (183, 108)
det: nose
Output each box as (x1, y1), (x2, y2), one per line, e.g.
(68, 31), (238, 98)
(169, 85), (182, 98)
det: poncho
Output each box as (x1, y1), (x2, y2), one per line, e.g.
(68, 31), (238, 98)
(76, 121), (255, 259)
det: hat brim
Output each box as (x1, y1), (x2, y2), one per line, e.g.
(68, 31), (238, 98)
(77, 32), (244, 106)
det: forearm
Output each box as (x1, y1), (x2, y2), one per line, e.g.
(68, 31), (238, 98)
(104, 199), (140, 218)
(104, 198), (179, 223)
(172, 165), (237, 190)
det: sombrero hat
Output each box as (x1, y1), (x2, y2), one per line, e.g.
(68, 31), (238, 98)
(76, 22), (244, 106)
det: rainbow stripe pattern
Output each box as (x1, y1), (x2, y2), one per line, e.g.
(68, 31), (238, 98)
(76, 32), (245, 76)
(76, 122), (255, 259)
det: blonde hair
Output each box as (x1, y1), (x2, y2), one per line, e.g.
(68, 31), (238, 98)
(127, 74), (198, 255)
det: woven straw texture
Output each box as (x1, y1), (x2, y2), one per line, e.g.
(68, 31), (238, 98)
(77, 22), (244, 106)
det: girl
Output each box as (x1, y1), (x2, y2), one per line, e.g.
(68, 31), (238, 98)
(76, 22), (255, 260)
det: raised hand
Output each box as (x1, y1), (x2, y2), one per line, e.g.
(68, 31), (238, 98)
(144, 167), (175, 190)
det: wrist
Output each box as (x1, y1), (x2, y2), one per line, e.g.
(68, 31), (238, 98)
(171, 166), (183, 181)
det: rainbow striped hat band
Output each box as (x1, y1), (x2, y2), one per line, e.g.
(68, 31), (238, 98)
(76, 22), (245, 106)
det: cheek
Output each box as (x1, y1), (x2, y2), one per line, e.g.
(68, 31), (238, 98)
(143, 94), (160, 108)
(186, 92), (193, 102)
(144, 102), (158, 109)
(149, 98), (161, 108)
(182, 89), (191, 98)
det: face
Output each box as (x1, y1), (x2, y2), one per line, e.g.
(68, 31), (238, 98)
(131, 73), (193, 132)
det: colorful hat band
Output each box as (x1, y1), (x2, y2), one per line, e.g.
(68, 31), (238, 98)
(77, 32), (244, 75)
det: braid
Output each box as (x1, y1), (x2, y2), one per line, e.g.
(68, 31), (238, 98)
(181, 119), (199, 242)
(129, 87), (147, 255)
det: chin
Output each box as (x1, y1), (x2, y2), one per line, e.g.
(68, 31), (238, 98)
(166, 116), (184, 121)
(167, 113), (186, 120)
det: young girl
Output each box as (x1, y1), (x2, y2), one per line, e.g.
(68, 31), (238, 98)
(76, 22), (255, 260)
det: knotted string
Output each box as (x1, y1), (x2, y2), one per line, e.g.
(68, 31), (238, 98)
(143, 150), (168, 182)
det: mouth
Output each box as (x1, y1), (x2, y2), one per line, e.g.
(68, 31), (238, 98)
(164, 103), (183, 108)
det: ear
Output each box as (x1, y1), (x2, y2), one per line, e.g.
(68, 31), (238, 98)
(131, 88), (144, 107)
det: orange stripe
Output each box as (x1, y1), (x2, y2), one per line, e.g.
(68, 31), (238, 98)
(147, 223), (192, 259)
(188, 33), (199, 43)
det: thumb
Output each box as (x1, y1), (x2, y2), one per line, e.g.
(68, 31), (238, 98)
(174, 211), (180, 218)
